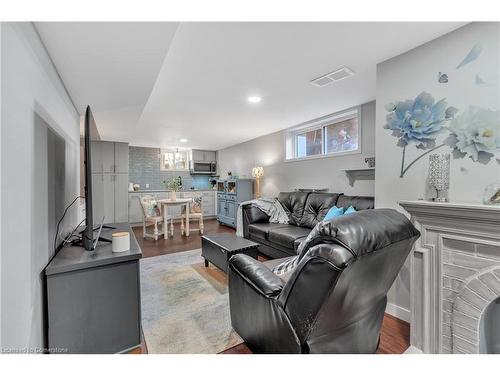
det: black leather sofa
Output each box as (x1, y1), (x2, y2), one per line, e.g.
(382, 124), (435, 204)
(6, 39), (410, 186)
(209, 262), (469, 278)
(229, 209), (420, 353)
(242, 192), (375, 259)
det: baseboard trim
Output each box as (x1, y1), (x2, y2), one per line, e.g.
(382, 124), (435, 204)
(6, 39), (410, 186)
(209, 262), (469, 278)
(385, 302), (410, 323)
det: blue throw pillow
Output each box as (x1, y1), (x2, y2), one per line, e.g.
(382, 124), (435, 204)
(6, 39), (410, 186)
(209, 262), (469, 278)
(344, 205), (357, 215)
(323, 206), (344, 221)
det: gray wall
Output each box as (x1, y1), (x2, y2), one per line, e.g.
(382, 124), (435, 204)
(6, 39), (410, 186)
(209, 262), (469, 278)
(217, 101), (376, 197)
(0, 21), (3, 348)
(375, 22), (500, 321)
(129, 146), (211, 190)
(1, 23), (80, 351)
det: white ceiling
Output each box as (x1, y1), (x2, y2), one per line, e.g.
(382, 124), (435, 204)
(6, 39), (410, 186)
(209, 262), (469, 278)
(35, 22), (466, 150)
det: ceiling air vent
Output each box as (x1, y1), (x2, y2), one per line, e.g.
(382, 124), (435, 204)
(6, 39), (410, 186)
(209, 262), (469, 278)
(311, 67), (355, 87)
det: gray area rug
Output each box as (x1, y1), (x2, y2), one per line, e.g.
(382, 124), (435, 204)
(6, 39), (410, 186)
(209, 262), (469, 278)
(140, 249), (243, 353)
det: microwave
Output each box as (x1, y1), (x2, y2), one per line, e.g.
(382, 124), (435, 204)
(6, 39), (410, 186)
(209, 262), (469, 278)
(190, 160), (217, 175)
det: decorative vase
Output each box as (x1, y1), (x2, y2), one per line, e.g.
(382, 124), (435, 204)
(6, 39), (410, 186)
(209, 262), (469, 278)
(428, 153), (450, 202)
(483, 182), (500, 205)
(171, 190), (177, 201)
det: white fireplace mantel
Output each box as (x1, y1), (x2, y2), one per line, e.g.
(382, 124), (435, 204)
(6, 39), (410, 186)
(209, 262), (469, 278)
(399, 200), (500, 354)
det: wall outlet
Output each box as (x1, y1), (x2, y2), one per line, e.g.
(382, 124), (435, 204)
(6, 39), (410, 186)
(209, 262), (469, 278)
(146, 183), (149, 189)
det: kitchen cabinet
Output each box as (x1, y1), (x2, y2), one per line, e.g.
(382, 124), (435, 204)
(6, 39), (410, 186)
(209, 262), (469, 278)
(128, 193), (142, 224)
(114, 143), (129, 173)
(91, 141), (128, 173)
(114, 174), (129, 222)
(91, 173), (114, 224)
(192, 149), (216, 162)
(91, 141), (129, 224)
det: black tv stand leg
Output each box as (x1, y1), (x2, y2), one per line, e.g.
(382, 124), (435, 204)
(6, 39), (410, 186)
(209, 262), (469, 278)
(101, 225), (116, 230)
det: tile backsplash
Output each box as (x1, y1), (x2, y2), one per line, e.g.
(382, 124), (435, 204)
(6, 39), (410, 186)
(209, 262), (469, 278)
(129, 146), (212, 190)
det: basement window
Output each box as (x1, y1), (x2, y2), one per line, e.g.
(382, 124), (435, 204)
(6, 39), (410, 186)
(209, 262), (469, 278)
(160, 148), (191, 171)
(285, 107), (361, 161)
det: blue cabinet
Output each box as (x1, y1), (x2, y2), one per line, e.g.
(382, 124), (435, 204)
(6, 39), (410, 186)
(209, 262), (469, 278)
(217, 179), (254, 228)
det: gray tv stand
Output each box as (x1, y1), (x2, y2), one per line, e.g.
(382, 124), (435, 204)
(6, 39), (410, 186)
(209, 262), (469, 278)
(45, 223), (142, 354)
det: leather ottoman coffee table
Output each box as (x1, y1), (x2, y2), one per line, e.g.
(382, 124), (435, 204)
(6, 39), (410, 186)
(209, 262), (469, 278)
(201, 234), (259, 273)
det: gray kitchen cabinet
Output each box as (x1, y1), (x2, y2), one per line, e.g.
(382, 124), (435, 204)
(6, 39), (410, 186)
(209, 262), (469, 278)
(90, 142), (103, 173)
(203, 151), (216, 162)
(101, 142), (115, 173)
(192, 149), (216, 162)
(91, 173), (104, 223)
(114, 143), (129, 173)
(192, 149), (204, 161)
(201, 191), (216, 216)
(128, 193), (142, 224)
(103, 174), (115, 223)
(92, 141), (127, 173)
(114, 174), (129, 222)
(155, 192), (169, 200)
(91, 141), (129, 224)
(91, 173), (114, 224)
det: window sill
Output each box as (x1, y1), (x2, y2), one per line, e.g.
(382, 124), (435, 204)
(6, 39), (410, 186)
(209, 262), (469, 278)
(284, 149), (361, 163)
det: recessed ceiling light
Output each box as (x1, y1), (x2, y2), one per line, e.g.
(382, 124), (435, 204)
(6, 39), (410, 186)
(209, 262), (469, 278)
(180, 138), (188, 143)
(247, 96), (262, 103)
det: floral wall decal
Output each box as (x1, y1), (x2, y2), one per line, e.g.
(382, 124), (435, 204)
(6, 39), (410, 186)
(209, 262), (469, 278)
(456, 43), (483, 69)
(444, 106), (500, 164)
(385, 95), (500, 177)
(384, 91), (456, 177)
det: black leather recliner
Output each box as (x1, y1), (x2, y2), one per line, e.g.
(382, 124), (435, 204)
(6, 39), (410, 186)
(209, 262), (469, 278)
(229, 209), (420, 354)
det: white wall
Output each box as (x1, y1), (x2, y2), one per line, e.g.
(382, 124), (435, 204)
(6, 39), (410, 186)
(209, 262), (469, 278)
(1, 23), (80, 351)
(375, 22), (500, 319)
(218, 101), (376, 197)
(0, 21), (3, 349)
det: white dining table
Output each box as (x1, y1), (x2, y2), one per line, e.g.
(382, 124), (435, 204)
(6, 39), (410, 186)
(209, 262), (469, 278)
(157, 198), (192, 237)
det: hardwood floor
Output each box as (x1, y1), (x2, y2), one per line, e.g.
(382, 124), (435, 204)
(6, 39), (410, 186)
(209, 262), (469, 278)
(133, 218), (234, 258)
(131, 219), (410, 354)
(220, 314), (410, 354)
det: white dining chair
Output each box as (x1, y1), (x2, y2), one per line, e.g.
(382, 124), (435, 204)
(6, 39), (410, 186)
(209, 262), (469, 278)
(181, 195), (204, 235)
(139, 195), (170, 240)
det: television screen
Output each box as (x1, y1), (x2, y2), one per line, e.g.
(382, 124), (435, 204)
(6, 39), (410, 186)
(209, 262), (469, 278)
(83, 106), (95, 250)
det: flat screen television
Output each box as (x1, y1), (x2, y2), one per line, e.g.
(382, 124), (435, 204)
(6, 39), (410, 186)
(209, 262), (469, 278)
(82, 106), (96, 251)
(81, 106), (113, 251)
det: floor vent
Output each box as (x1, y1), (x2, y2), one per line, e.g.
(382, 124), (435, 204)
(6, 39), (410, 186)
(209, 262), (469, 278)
(311, 67), (355, 87)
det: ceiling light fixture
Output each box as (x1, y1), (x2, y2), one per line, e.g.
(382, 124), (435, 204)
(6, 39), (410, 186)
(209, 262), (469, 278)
(179, 138), (188, 143)
(247, 96), (262, 103)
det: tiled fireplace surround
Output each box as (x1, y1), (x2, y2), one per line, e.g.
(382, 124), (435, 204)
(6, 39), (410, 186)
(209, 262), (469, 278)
(399, 200), (500, 354)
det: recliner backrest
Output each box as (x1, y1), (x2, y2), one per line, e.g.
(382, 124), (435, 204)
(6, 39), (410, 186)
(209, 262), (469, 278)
(278, 209), (419, 353)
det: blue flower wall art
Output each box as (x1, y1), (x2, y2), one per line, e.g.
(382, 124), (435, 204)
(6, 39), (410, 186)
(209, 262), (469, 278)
(445, 106), (500, 164)
(384, 92), (456, 177)
(385, 42), (500, 177)
(385, 94), (500, 177)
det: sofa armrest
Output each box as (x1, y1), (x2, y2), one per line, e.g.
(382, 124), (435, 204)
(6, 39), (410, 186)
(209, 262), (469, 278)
(229, 254), (284, 297)
(242, 204), (270, 238)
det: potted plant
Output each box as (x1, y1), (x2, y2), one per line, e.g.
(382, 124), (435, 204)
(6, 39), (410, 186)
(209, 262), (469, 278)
(164, 177), (182, 201)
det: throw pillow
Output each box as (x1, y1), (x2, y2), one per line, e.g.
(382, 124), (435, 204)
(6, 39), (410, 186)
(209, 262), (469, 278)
(145, 199), (161, 217)
(344, 205), (357, 215)
(191, 196), (203, 213)
(323, 205), (344, 221)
